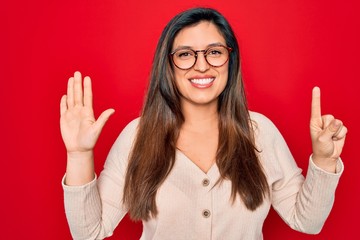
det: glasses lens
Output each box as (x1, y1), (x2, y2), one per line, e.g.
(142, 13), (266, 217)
(205, 46), (230, 67)
(173, 49), (196, 69)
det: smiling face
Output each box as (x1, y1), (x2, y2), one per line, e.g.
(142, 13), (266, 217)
(172, 21), (229, 109)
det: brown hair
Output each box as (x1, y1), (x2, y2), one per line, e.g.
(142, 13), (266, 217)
(123, 7), (269, 221)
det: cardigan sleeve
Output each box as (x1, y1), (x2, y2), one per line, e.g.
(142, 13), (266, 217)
(62, 118), (139, 239)
(251, 112), (343, 234)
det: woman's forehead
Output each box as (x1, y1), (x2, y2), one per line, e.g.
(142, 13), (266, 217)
(172, 21), (226, 49)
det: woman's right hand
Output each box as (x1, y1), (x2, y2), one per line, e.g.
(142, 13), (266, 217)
(60, 71), (114, 185)
(60, 71), (115, 154)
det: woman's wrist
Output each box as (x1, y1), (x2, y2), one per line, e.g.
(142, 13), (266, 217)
(65, 150), (95, 186)
(312, 155), (338, 173)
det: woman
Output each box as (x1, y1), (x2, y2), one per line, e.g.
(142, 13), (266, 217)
(61, 7), (347, 239)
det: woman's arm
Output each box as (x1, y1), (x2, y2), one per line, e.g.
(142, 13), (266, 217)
(266, 87), (347, 234)
(61, 71), (124, 239)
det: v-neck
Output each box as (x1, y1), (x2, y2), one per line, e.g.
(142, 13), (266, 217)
(176, 148), (218, 176)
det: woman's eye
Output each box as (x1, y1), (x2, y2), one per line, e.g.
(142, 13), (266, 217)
(208, 49), (222, 55)
(177, 51), (194, 58)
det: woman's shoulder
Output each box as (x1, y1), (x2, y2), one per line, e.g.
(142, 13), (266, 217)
(119, 117), (140, 139)
(249, 111), (276, 129)
(123, 117), (141, 131)
(111, 117), (140, 148)
(249, 111), (282, 140)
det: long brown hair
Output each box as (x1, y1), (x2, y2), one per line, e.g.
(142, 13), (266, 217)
(123, 7), (269, 221)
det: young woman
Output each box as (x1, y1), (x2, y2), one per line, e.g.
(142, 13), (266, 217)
(61, 7), (347, 239)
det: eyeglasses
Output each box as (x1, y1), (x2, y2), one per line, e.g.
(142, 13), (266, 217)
(170, 45), (232, 70)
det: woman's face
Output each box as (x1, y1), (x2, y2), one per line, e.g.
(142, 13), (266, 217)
(172, 21), (229, 108)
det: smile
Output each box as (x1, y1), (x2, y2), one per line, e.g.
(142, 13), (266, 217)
(189, 78), (215, 85)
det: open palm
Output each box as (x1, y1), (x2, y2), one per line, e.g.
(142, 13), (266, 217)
(60, 71), (114, 153)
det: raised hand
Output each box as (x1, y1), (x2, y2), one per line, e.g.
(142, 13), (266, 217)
(310, 87), (347, 172)
(60, 71), (115, 185)
(60, 71), (115, 153)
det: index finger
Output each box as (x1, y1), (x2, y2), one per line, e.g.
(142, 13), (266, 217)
(311, 86), (322, 120)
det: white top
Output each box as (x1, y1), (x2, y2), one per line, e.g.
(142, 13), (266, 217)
(62, 112), (343, 240)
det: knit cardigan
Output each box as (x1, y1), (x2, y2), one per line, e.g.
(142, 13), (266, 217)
(62, 111), (343, 240)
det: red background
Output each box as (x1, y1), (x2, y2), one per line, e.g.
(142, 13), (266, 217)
(2, 0), (359, 239)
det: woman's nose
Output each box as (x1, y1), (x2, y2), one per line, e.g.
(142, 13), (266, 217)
(193, 53), (210, 72)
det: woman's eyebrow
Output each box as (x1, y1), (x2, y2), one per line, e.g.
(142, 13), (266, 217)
(172, 45), (192, 52)
(172, 42), (226, 52)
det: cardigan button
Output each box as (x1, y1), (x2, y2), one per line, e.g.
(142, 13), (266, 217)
(202, 209), (211, 218)
(202, 178), (210, 187)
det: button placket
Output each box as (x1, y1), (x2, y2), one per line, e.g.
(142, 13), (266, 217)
(200, 178), (211, 219)
(195, 175), (213, 239)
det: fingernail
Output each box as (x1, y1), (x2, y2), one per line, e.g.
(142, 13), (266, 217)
(75, 71), (81, 78)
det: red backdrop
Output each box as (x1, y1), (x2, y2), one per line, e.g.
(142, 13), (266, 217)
(2, 0), (359, 239)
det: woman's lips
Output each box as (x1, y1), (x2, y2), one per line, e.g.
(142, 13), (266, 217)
(189, 77), (215, 88)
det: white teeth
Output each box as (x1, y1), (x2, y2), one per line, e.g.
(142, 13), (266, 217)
(190, 78), (214, 85)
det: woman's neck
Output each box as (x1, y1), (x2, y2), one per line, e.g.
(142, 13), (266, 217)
(180, 100), (219, 132)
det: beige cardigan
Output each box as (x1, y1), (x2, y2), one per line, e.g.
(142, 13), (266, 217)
(63, 112), (343, 239)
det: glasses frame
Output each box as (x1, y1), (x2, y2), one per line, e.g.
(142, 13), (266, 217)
(170, 44), (233, 70)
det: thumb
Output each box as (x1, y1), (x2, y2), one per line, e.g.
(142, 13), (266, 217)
(94, 108), (115, 132)
(321, 119), (342, 140)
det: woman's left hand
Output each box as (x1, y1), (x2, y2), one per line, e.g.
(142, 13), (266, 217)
(310, 87), (348, 173)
